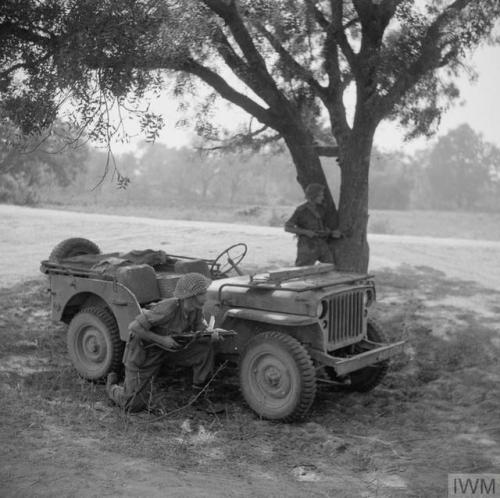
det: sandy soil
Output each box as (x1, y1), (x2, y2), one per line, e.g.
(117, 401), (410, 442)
(1, 204), (500, 497)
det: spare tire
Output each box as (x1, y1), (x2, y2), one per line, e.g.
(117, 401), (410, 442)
(49, 237), (101, 262)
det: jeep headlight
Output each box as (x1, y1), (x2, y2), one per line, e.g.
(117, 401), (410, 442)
(364, 289), (374, 308)
(317, 300), (327, 319)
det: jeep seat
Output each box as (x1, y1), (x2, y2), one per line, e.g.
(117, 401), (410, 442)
(115, 264), (161, 304)
(173, 259), (211, 278)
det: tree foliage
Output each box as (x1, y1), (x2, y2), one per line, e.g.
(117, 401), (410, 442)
(0, 118), (88, 203)
(2, 0), (500, 269)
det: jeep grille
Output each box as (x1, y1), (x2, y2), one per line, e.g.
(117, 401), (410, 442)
(327, 290), (365, 348)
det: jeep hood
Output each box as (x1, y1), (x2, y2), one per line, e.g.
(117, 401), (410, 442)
(207, 269), (373, 317)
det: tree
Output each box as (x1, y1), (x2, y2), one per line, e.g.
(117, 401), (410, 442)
(2, 1), (499, 270)
(425, 124), (500, 210)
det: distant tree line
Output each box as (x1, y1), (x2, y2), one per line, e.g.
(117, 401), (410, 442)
(1, 122), (499, 212)
(371, 124), (500, 211)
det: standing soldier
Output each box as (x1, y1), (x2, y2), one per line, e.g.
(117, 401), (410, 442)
(285, 183), (342, 266)
(106, 272), (215, 412)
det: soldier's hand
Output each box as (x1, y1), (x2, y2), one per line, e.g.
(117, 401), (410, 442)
(303, 229), (317, 238)
(159, 336), (180, 351)
(210, 328), (226, 342)
(329, 229), (343, 239)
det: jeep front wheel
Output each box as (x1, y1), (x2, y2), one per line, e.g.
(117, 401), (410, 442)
(239, 331), (316, 421)
(67, 307), (123, 380)
(349, 321), (389, 392)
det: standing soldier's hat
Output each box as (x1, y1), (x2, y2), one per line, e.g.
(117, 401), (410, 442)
(305, 183), (325, 199)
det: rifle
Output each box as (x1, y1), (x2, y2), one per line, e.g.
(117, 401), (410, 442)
(172, 328), (236, 343)
(147, 327), (236, 351)
(316, 229), (343, 240)
(146, 316), (236, 351)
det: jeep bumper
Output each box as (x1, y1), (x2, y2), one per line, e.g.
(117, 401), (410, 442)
(309, 340), (405, 376)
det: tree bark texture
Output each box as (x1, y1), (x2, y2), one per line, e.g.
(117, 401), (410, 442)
(333, 128), (375, 273)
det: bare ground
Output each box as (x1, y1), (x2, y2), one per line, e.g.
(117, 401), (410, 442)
(1, 205), (500, 497)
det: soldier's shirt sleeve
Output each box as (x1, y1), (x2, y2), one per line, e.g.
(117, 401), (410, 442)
(285, 206), (302, 230)
(129, 312), (150, 333)
(137, 299), (178, 329)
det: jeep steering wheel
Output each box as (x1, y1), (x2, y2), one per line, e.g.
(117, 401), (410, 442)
(210, 243), (247, 277)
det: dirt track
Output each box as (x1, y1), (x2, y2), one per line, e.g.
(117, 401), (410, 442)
(2, 204), (500, 290)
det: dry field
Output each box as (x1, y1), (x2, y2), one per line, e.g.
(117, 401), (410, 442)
(39, 200), (500, 242)
(1, 205), (500, 497)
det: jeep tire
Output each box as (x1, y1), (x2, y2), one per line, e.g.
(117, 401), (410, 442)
(67, 307), (123, 380)
(349, 321), (389, 392)
(239, 331), (316, 421)
(49, 237), (101, 261)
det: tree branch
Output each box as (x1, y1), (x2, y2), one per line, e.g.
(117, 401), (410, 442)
(0, 21), (55, 47)
(304, 0), (330, 31)
(0, 52), (52, 81)
(196, 123), (281, 152)
(330, 0), (357, 72)
(352, 0), (400, 53)
(252, 20), (327, 99)
(182, 58), (278, 128)
(211, 26), (284, 112)
(0, 62), (28, 80)
(202, 0), (287, 108)
(320, 0), (351, 137)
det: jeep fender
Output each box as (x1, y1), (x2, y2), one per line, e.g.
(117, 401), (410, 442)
(48, 274), (141, 341)
(223, 308), (317, 327)
(217, 308), (324, 354)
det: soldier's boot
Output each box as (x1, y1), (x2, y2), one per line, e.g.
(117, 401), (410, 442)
(106, 372), (119, 397)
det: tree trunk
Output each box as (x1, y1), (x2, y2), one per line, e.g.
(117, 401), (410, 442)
(333, 129), (375, 273)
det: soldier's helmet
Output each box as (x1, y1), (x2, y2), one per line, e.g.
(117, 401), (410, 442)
(174, 272), (211, 299)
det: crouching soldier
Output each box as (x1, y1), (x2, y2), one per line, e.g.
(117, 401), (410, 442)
(285, 183), (342, 267)
(106, 272), (215, 412)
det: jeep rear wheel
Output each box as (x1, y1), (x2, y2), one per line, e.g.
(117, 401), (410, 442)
(239, 331), (316, 421)
(349, 321), (389, 392)
(67, 307), (123, 380)
(49, 237), (101, 262)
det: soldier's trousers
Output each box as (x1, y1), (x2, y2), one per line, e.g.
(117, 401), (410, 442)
(108, 339), (214, 412)
(295, 238), (334, 266)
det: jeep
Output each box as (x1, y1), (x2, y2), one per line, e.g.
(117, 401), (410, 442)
(41, 237), (404, 421)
